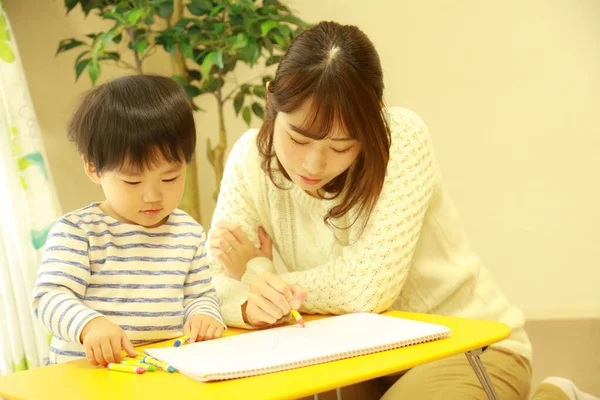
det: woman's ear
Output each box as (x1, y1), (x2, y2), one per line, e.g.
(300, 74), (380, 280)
(82, 156), (101, 184)
(265, 81), (272, 106)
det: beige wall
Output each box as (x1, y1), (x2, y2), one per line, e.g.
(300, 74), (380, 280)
(5, 0), (599, 320)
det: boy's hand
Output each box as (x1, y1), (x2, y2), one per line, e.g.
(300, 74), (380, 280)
(80, 317), (137, 366)
(184, 314), (225, 343)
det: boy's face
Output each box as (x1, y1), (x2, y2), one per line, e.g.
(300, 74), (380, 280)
(85, 156), (187, 228)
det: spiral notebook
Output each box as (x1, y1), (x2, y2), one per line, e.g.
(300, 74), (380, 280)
(144, 313), (451, 382)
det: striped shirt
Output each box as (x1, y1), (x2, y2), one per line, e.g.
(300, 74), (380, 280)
(32, 203), (224, 364)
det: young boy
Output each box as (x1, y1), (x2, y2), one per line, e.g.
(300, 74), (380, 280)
(32, 75), (224, 366)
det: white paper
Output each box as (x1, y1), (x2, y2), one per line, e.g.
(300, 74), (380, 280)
(145, 313), (451, 381)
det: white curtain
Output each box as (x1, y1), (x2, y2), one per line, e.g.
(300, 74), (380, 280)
(0, 1), (61, 374)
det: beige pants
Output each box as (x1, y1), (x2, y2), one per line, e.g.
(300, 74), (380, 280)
(304, 348), (534, 400)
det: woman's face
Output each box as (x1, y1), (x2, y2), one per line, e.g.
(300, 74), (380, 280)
(273, 100), (362, 197)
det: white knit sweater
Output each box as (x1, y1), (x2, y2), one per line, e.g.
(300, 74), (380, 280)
(210, 107), (532, 361)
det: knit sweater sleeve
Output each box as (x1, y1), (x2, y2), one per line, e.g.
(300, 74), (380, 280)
(209, 130), (265, 328)
(282, 109), (437, 314)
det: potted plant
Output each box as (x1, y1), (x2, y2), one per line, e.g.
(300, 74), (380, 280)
(58, 0), (309, 221)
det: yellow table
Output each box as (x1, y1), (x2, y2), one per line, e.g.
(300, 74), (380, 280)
(0, 311), (509, 400)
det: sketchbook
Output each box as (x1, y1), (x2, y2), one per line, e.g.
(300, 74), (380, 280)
(144, 313), (451, 382)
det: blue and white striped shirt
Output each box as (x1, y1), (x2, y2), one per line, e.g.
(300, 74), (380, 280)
(32, 203), (224, 364)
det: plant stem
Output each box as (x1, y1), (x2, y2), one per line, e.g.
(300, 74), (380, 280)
(126, 27), (143, 74)
(170, 0), (202, 223)
(223, 69), (267, 102)
(207, 86), (227, 201)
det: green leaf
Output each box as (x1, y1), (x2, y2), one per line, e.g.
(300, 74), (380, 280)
(65, 0), (79, 14)
(242, 106), (251, 126)
(192, 48), (207, 63)
(157, 1), (174, 18)
(260, 20), (277, 37)
(56, 38), (84, 56)
(100, 31), (114, 47)
(231, 33), (249, 51)
(101, 11), (127, 24)
(241, 42), (260, 66)
(75, 58), (90, 81)
(252, 102), (265, 119)
(263, 0), (277, 6)
(233, 92), (244, 115)
(112, 33), (122, 44)
(202, 51), (215, 77)
(184, 84), (201, 98)
(202, 78), (224, 92)
(187, 70), (202, 81)
(187, 0), (212, 16)
(179, 40), (194, 59)
(273, 34), (286, 49)
(278, 24), (292, 39)
(88, 61), (101, 84)
(280, 14), (307, 27)
(165, 41), (176, 55)
(265, 55), (281, 66)
(174, 19), (192, 32)
(210, 5), (224, 17)
(240, 83), (252, 95)
(136, 39), (149, 55)
(99, 52), (120, 61)
(262, 37), (273, 54)
(213, 49), (224, 69)
(214, 22), (226, 33)
(222, 54), (237, 73)
(171, 75), (187, 86)
(80, 0), (99, 16)
(75, 50), (90, 65)
(253, 85), (266, 98)
(127, 9), (144, 25)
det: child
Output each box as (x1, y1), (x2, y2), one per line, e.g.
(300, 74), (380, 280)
(32, 75), (224, 366)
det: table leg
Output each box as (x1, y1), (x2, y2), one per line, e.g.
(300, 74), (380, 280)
(465, 347), (500, 400)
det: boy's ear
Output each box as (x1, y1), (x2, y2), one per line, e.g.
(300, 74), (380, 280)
(82, 156), (101, 184)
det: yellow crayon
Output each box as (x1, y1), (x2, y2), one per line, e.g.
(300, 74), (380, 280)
(120, 359), (156, 372)
(173, 334), (190, 347)
(107, 363), (146, 374)
(142, 356), (177, 373)
(290, 308), (306, 328)
(286, 293), (305, 328)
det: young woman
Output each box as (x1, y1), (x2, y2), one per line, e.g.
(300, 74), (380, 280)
(208, 21), (533, 399)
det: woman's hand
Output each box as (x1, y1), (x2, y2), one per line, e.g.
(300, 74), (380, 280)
(209, 221), (273, 280)
(243, 271), (309, 327)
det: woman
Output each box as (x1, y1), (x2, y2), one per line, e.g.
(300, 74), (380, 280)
(208, 21), (532, 399)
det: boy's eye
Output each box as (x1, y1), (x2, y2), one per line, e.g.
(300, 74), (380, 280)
(123, 180), (141, 185)
(163, 176), (179, 183)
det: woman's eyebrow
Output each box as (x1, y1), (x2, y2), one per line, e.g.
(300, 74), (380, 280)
(288, 123), (354, 141)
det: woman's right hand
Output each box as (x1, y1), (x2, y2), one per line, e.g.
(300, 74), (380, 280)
(243, 271), (309, 327)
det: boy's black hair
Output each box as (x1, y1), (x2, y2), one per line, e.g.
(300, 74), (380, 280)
(68, 75), (195, 173)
